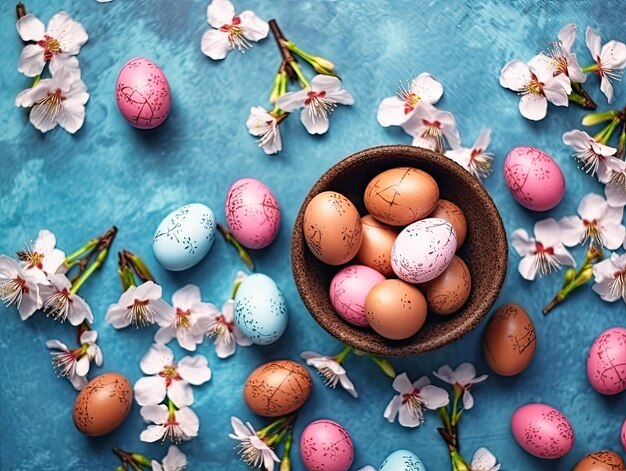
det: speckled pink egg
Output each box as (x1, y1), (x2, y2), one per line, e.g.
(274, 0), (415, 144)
(511, 403), (574, 459)
(504, 146), (565, 211)
(329, 265), (385, 327)
(116, 58), (171, 129)
(391, 218), (457, 283)
(300, 420), (354, 471)
(621, 418), (626, 451)
(225, 178), (281, 249)
(587, 327), (626, 395)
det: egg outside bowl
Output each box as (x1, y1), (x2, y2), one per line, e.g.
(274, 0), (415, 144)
(291, 145), (508, 356)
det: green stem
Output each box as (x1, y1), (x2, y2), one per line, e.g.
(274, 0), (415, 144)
(70, 246), (110, 294)
(64, 239), (98, 266)
(594, 118), (621, 145)
(581, 109), (617, 126)
(367, 355), (396, 378)
(167, 397), (177, 414)
(438, 406), (452, 433)
(257, 417), (288, 438)
(217, 224), (255, 271)
(279, 431), (293, 471)
(230, 278), (243, 300)
(334, 345), (352, 364)
(582, 64), (598, 73)
(284, 41), (338, 77)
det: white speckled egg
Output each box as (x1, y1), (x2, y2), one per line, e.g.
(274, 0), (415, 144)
(391, 218), (457, 283)
(379, 449), (427, 471)
(234, 273), (287, 345)
(152, 203), (216, 271)
(225, 177), (281, 249)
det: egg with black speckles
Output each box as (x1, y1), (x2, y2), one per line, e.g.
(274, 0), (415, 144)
(391, 218), (457, 283)
(379, 449), (427, 471)
(300, 419), (354, 471)
(73, 373), (133, 437)
(587, 327), (626, 395)
(428, 199), (467, 248)
(356, 215), (399, 277)
(510, 403), (574, 459)
(243, 360), (312, 417)
(573, 450), (626, 471)
(234, 273), (287, 345)
(420, 255), (471, 315)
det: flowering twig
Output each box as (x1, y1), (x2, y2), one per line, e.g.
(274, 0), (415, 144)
(217, 223), (255, 271)
(112, 448), (151, 471)
(62, 226), (118, 278)
(568, 82), (597, 110)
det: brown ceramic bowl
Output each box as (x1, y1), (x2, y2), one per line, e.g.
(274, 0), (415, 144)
(291, 145), (508, 356)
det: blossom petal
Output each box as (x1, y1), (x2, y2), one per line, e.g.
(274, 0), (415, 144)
(462, 389), (475, 410)
(601, 40), (626, 70)
(152, 298), (174, 324)
(471, 447), (499, 471)
(230, 416), (251, 438)
(511, 228), (533, 256)
(586, 26), (602, 59)
(453, 363), (477, 384)
(518, 93), (547, 121)
(398, 403), (422, 428)
(602, 221), (626, 250)
(16, 14), (45, 41)
(75, 355), (90, 377)
(172, 284), (201, 311)
(310, 74), (342, 92)
(499, 60), (531, 91)
(176, 328), (200, 352)
(338, 373), (358, 398)
(70, 374), (88, 390)
(214, 333), (237, 358)
(543, 75), (570, 106)
(421, 385), (450, 409)
(167, 380), (194, 408)
(518, 254), (539, 281)
(47, 12), (88, 55)
(473, 128), (491, 152)
(154, 325), (176, 345)
(163, 445), (187, 470)
(391, 372), (414, 394)
(432, 365), (455, 385)
(105, 304), (131, 329)
(300, 107), (330, 135)
(558, 23), (577, 52)
(325, 88), (355, 106)
(207, 0), (235, 28)
(134, 375), (167, 406)
(533, 218), (561, 247)
(140, 404), (169, 424)
(140, 424), (166, 443)
(177, 407), (200, 438)
(558, 216), (584, 247)
(140, 343), (174, 375)
(178, 355), (212, 385)
(600, 77), (615, 104)
(276, 89), (308, 112)
(528, 53), (558, 84)
(29, 102), (60, 133)
(383, 395), (401, 423)
(377, 96), (411, 127)
(239, 10), (269, 41)
(68, 294), (93, 325)
(562, 129), (589, 151)
(412, 72), (443, 104)
(18, 44), (45, 77)
(46, 339), (69, 351)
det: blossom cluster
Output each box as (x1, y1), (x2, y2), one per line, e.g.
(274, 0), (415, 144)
(376, 73), (494, 181)
(14, 9), (89, 133)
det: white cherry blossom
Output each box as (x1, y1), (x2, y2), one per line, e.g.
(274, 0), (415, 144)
(445, 128), (493, 179)
(433, 363), (487, 410)
(470, 447), (501, 471)
(201, 0), (268, 60)
(155, 284), (217, 351)
(511, 219), (575, 281)
(40, 273), (93, 325)
(206, 299), (252, 359)
(16, 11), (87, 79)
(18, 229), (65, 285)
(402, 102), (460, 153)
(229, 416), (280, 471)
(592, 252), (626, 303)
(562, 129), (616, 179)
(140, 404), (199, 443)
(0, 254), (41, 320)
(105, 281), (171, 329)
(603, 157), (626, 208)
(246, 107), (282, 155)
(559, 193), (625, 250)
(301, 351), (358, 398)
(383, 373), (449, 428)
(376, 73), (443, 127)
(499, 59), (569, 120)
(134, 343), (211, 408)
(585, 27), (626, 103)
(15, 68), (89, 134)
(45, 329), (103, 390)
(276, 75), (354, 135)
(152, 445), (187, 471)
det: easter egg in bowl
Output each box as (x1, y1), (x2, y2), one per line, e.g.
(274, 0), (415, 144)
(291, 145), (508, 356)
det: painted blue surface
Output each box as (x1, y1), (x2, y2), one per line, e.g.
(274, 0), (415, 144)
(1, 1), (625, 470)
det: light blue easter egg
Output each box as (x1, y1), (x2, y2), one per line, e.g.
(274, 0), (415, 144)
(152, 203), (215, 271)
(379, 449), (427, 471)
(234, 273), (288, 345)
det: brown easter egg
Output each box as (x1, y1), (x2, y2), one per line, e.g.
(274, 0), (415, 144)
(244, 360), (312, 417)
(355, 215), (399, 276)
(420, 255), (471, 315)
(428, 199), (468, 248)
(573, 450), (626, 471)
(73, 373), (133, 437)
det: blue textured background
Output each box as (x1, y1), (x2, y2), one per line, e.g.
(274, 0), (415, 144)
(1, 1), (625, 470)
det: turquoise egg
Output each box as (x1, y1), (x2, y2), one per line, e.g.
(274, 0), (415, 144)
(234, 273), (287, 345)
(152, 203), (215, 271)
(379, 450), (426, 471)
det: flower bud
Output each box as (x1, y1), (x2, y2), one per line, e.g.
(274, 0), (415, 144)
(131, 453), (152, 467)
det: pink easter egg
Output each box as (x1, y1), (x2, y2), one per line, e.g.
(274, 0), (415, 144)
(329, 265), (385, 327)
(586, 327), (626, 395)
(510, 403), (574, 459)
(115, 58), (171, 129)
(503, 146), (565, 211)
(621, 418), (626, 451)
(391, 218), (457, 283)
(300, 419), (354, 471)
(225, 178), (281, 249)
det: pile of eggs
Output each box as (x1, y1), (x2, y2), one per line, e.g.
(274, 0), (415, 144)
(303, 167), (471, 341)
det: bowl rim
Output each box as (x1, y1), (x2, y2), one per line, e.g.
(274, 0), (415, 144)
(291, 144), (508, 356)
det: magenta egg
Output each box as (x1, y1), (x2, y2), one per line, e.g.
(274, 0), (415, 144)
(510, 403), (574, 459)
(587, 327), (626, 395)
(116, 58), (171, 129)
(225, 178), (281, 249)
(329, 265), (385, 327)
(621, 418), (626, 451)
(300, 419), (354, 471)
(503, 146), (565, 211)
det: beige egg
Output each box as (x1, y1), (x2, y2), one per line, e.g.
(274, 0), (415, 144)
(428, 199), (467, 248)
(364, 167), (439, 226)
(573, 450), (626, 471)
(244, 360), (312, 417)
(365, 279), (427, 340)
(73, 373), (133, 437)
(303, 191), (363, 265)
(420, 255), (471, 315)
(356, 215), (399, 276)
(483, 303), (536, 376)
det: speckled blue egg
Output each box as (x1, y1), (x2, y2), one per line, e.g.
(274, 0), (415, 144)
(234, 273), (287, 345)
(379, 449), (427, 471)
(152, 203), (216, 271)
